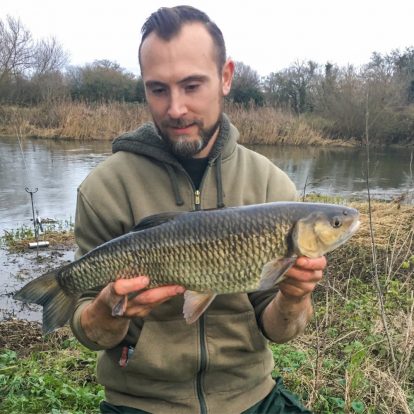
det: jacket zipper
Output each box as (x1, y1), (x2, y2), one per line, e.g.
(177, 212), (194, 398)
(193, 164), (212, 413)
(194, 189), (201, 210)
(197, 314), (208, 414)
(193, 161), (213, 211)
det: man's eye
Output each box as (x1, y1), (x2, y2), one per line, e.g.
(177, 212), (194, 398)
(151, 87), (166, 95)
(185, 83), (200, 92)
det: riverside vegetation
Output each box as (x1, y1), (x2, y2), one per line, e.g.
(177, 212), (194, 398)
(0, 101), (341, 147)
(0, 198), (413, 414)
(1, 16), (414, 146)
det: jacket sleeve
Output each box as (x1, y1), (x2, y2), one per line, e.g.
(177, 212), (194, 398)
(73, 189), (115, 259)
(70, 188), (115, 350)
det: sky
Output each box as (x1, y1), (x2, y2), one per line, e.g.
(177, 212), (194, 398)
(1, 0), (413, 77)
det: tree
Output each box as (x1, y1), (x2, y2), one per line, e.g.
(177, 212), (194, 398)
(67, 60), (138, 102)
(0, 15), (69, 103)
(0, 15), (33, 85)
(263, 61), (318, 113)
(229, 61), (264, 106)
(32, 37), (69, 75)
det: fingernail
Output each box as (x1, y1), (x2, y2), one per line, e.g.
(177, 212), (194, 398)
(176, 286), (186, 294)
(140, 276), (150, 285)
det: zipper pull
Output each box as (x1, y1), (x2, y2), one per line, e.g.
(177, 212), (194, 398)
(194, 190), (201, 210)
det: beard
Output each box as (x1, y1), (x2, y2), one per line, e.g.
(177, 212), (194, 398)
(156, 116), (222, 159)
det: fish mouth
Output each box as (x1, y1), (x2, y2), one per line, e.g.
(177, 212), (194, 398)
(336, 219), (361, 247)
(349, 219), (361, 235)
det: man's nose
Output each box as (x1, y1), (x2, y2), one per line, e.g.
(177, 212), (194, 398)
(167, 90), (188, 119)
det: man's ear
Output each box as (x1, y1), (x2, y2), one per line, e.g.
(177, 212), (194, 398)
(221, 59), (235, 96)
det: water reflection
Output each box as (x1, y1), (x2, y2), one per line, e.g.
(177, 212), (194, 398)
(252, 145), (413, 200)
(0, 137), (111, 233)
(0, 136), (412, 234)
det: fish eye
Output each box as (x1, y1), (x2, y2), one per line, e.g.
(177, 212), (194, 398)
(331, 216), (342, 228)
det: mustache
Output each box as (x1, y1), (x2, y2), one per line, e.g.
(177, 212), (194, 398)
(161, 118), (203, 129)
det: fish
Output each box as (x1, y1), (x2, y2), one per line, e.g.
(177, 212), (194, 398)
(14, 201), (360, 333)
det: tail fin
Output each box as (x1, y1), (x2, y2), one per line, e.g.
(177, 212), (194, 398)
(14, 270), (77, 334)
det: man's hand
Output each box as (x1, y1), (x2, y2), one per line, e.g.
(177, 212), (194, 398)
(279, 255), (326, 300)
(108, 277), (186, 318)
(80, 276), (185, 348)
(261, 256), (326, 343)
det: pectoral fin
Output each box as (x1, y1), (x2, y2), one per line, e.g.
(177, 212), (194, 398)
(183, 291), (217, 324)
(112, 291), (143, 317)
(112, 295), (128, 317)
(259, 257), (297, 290)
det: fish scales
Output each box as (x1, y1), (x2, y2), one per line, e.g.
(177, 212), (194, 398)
(64, 209), (268, 293)
(65, 206), (298, 293)
(14, 202), (360, 333)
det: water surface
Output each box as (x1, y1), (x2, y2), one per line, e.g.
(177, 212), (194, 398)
(0, 137), (412, 234)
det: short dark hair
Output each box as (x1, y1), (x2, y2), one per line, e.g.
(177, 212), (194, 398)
(138, 5), (226, 73)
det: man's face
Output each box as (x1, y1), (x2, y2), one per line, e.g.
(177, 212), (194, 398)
(140, 23), (233, 158)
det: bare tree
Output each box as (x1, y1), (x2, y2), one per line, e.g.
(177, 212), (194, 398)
(32, 37), (69, 75)
(0, 15), (33, 84)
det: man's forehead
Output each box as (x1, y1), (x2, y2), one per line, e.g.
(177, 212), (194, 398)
(140, 22), (214, 56)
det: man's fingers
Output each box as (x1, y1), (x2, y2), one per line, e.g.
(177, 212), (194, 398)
(106, 281), (185, 319)
(129, 285), (185, 306)
(112, 276), (150, 296)
(295, 256), (327, 270)
(285, 267), (323, 283)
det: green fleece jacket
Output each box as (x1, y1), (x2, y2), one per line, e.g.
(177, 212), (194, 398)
(70, 114), (298, 414)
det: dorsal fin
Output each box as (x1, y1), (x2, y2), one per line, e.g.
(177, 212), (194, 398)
(131, 211), (186, 232)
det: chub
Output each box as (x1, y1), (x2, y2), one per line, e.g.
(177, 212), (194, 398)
(14, 202), (360, 333)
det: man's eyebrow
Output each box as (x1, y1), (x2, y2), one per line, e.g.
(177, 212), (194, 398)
(145, 80), (166, 89)
(145, 75), (209, 89)
(178, 75), (209, 84)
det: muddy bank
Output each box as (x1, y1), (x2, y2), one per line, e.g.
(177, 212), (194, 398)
(0, 318), (73, 356)
(0, 241), (76, 321)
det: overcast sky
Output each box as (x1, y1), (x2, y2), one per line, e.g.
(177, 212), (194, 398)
(1, 0), (413, 77)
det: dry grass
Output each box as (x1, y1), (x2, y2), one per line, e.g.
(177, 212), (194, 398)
(0, 319), (73, 357)
(0, 101), (151, 140)
(348, 200), (414, 248)
(0, 101), (352, 146)
(3, 228), (75, 252)
(226, 104), (337, 146)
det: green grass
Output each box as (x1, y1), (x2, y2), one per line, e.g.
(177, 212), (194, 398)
(0, 336), (103, 414)
(271, 272), (414, 413)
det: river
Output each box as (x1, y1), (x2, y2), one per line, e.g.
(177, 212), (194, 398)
(0, 137), (413, 234)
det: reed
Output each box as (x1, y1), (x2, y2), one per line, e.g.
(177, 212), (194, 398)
(226, 104), (331, 146)
(0, 101), (342, 146)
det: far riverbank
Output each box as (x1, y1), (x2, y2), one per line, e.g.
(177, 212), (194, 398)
(0, 102), (358, 146)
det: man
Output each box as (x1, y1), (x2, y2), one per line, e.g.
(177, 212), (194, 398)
(70, 6), (326, 414)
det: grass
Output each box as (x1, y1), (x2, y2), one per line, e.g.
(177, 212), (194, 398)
(0, 323), (103, 414)
(1, 219), (75, 252)
(0, 199), (413, 413)
(0, 101), (344, 146)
